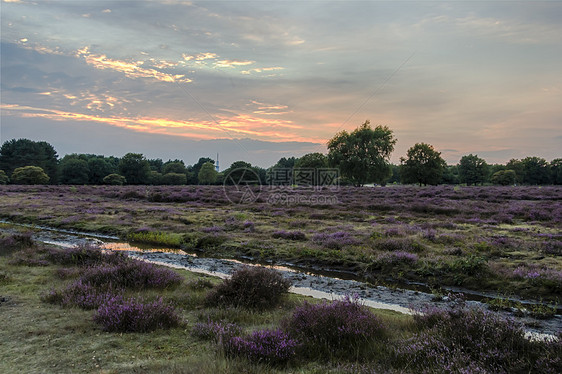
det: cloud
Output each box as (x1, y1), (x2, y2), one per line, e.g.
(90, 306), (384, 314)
(215, 59), (254, 68)
(76, 46), (191, 83)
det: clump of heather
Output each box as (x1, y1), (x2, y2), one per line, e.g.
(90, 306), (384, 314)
(398, 299), (561, 373)
(191, 320), (242, 343)
(46, 245), (126, 267)
(79, 260), (183, 290)
(312, 231), (358, 250)
(42, 280), (119, 310)
(93, 296), (182, 332)
(375, 251), (418, 266)
(205, 266), (291, 310)
(272, 230), (307, 241)
(283, 295), (385, 358)
(223, 328), (299, 366)
(373, 237), (425, 252)
(0, 233), (34, 254)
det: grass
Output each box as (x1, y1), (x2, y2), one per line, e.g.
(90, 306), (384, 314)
(0, 240), (413, 373)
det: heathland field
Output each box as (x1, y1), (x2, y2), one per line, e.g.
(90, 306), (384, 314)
(0, 184), (560, 301)
(0, 185), (561, 373)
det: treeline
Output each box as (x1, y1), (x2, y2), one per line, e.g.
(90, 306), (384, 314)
(0, 137), (560, 186)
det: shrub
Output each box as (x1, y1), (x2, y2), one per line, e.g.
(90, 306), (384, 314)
(283, 295), (385, 358)
(42, 280), (119, 310)
(94, 296), (182, 332)
(312, 231), (358, 250)
(398, 300), (561, 373)
(46, 245), (126, 267)
(223, 329), (299, 366)
(0, 233), (34, 254)
(103, 173), (126, 185)
(205, 266), (291, 310)
(272, 230), (307, 241)
(11, 166), (50, 184)
(80, 260), (183, 290)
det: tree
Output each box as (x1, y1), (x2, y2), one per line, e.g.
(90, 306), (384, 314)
(520, 157), (549, 185)
(59, 156), (90, 185)
(442, 165), (459, 185)
(222, 161), (261, 185)
(550, 159), (562, 185)
(400, 143), (446, 186)
(505, 159), (524, 184)
(0, 170), (9, 185)
(490, 170), (516, 185)
(294, 153), (328, 169)
(0, 138), (58, 182)
(162, 172), (187, 185)
(272, 156), (298, 169)
(327, 121), (396, 186)
(118, 153), (150, 185)
(148, 158), (163, 173)
(11, 166), (50, 185)
(103, 173), (126, 185)
(162, 160), (187, 174)
(198, 162), (218, 184)
(458, 154), (489, 186)
(88, 157), (117, 184)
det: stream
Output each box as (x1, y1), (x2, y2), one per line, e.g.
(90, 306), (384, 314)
(1, 221), (560, 338)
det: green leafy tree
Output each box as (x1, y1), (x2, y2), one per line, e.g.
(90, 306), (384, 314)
(520, 156), (550, 185)
(59, 156), (90, 185)
(458, 154), (489, 186)
(162, 172), (187, 185)
(118, 153), (150, 185)
(400, 143), (446, 186)
(148, 158), (163, 173)
(11, 166), (50, 185)
(327, 120), (396, 186)
(550, 159), (562, 185)
(147, 171), (163, 185)
(103, 173), (126, 185)
(0, 170), (9, 185)
(0, 138), (58, 183)
(163, 160), (187, 175)
(294, 153), (328, 169)
(272, 156), (298, 169)
(505, 159), (524, 184)
(222, 161), (261, 185)
(442, 165), (460, 184)
(198, 162), (218, 185)
(87, 157), (117, 185)
(387, 164), (401, 184)
(490, 170), (516, 185)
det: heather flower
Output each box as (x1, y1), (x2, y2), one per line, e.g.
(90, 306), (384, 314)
(312, 231), (358, 250)
(272, 230), (307, 241)
(191, 321), (242, 343)
(283, 295), (384, 358)
(223, 329), (299, 366)
(94, 296), (182, 332)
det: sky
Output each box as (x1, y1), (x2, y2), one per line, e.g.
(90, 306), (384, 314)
(1, 0), (561, 169)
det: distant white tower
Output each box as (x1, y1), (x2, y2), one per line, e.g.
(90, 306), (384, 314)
(215, 153), (219, 172)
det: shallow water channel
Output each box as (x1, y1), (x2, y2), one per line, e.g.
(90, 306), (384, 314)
(2, 222), (560, 337)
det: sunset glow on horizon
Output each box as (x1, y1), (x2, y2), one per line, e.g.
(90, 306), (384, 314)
(1, 0), (560, 167)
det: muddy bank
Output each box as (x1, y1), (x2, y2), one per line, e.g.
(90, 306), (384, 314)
(1, 223), (560, 337)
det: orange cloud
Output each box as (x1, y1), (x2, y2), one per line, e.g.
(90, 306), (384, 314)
(1, 104), (322, 143)
(215, 59), (255, 68)
(76, 47), (190, 83)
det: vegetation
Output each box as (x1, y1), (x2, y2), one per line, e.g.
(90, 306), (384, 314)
(400, 143), (446, 186)
(1, 238), (559, 373)
(10, 166), (50, 184)
(327, 120), (396, 186)
(458, 154), (489, 186)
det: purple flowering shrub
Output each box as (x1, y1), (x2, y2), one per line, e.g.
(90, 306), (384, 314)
(205, 266), (291, 310)
(399, 300), (561, 373)
(283, 295), (385, 358)
(42, 280), (119, 310)
(223, 329), (299, 366)
(0, 233), (34, 254)
(93, 296), (182, 332)
(46, 245), (127, 267)
(272, 230), (307, 241)
(79, 259), (183, 290)
(312, 231), (358, 250)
